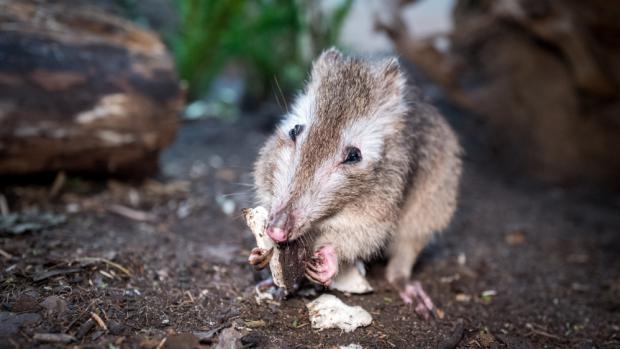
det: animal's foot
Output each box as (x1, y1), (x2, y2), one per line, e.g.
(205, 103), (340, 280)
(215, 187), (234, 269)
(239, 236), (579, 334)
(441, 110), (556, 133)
(256, 277), (276, 291)
(305, 245), (338, 286)
(396, 280), (437, 320)
(248, 247), (274, 270)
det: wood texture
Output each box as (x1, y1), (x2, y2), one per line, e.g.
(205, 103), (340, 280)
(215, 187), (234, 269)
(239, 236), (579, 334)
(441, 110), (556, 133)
(0, 1), (184, 176)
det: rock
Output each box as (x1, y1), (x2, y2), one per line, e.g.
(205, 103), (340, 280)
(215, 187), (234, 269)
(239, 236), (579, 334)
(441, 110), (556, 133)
(240, 332), (266, 348)
(0, 312), (41, 337)
(214, 327), (244, 349)
(306, 294), (372, 333)
(39, 295), (68, 317)
(107, 320), (128, 335)
(0, 1), (184, 177)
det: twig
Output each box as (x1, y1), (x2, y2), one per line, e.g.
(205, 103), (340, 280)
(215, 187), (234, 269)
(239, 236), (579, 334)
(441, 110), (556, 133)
(49, 171), (66, 198)
(76, 318), (95, 339)
(155, 338), (167, 349)
(90, 312), (108, 331)
(108, 204), (156, 222)
(527, 328), (563, 341)
(76, 257), (132, 277)
(33, 333), (76, 344)
(525, 323), (564, 341)
(64, 301), (95, 332)
(185, 290), (195, 303)
(0, 248), (13, 259)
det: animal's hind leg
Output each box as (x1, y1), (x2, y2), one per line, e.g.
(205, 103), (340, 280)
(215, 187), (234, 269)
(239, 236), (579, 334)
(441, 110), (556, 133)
(386, 231), (437, 319)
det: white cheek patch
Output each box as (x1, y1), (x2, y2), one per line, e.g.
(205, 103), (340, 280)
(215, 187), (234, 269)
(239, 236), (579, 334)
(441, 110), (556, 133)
(341, 116), (395, 165)
(341, 86), (410, 164)
(278, 90), (315, 140)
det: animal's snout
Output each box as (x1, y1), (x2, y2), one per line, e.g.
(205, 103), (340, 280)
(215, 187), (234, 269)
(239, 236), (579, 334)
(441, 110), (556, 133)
(266, 210), (294, 242)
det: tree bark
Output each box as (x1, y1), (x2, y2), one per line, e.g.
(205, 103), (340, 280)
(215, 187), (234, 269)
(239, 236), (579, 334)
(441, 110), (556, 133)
(0, 1), (184, 177)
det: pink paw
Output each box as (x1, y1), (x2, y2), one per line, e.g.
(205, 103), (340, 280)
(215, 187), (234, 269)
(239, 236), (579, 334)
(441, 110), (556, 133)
(248, 247), (274, 270)
(398, 280), (437, 320)
(305, 245), (338, 286)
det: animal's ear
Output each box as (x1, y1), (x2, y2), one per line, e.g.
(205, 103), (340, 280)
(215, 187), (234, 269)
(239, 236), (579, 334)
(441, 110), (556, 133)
(378, 57), (406, 97)
(311, 47), (344, 77)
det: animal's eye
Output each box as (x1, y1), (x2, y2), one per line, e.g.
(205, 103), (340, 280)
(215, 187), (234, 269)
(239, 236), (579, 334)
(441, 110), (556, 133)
(289, 124), (304, 142)
(343, 147), (362, 164)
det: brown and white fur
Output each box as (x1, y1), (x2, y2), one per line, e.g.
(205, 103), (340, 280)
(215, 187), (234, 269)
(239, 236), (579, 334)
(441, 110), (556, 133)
(253, 48), (461, 312)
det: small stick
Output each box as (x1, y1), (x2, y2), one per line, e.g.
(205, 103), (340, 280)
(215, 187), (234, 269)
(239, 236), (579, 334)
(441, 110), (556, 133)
(527, 328), (563, 341)
(185, 290), (195, 303)
(76, 257), (132, 277)
(526, 323), (564, 341)
(33, 333), (76, 344)
(90, 312), (108, 331)
(155, 338), (167, 349)
(64, 302), (94, 332)
(76, 318), (95, 339)
(0, 248), (13, 259)
(49, 171), (66, 198)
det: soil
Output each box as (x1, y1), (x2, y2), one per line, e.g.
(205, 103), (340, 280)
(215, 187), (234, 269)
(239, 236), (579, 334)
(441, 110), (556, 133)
(1, 99), (619, 349)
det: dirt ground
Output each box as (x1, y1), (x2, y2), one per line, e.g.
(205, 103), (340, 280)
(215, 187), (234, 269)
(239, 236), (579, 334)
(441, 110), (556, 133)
(1, 99), (619, 348)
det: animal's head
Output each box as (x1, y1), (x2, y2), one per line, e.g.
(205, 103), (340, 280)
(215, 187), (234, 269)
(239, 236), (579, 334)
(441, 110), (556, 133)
(258, 48), (410, 242)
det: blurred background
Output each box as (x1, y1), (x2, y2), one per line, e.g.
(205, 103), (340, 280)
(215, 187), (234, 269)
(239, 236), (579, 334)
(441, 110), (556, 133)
(1, 1), (619, 348)
(2, 0), (620, 187)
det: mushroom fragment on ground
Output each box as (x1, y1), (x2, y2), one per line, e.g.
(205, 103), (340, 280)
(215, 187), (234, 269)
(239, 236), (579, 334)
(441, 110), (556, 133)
(306, 294), (372, 332)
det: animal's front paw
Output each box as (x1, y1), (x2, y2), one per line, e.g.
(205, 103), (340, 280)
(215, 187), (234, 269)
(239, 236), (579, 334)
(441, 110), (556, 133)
(305, 245), (338, 286)
(248, 247), (274, 270)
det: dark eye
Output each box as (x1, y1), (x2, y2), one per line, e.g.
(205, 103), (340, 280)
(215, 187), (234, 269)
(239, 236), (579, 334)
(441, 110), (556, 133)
(343, 147), (362, 164)
(289, 124), (304, 142)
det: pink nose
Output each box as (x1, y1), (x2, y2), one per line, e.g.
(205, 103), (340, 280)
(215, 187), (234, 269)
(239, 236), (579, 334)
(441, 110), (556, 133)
(266, 226), (288, 242)
(266, 210), (292, 242)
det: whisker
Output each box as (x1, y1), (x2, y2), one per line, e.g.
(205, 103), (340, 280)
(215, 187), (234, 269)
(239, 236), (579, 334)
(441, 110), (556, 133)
(231, 182), (255, 187)
(232, 213), (248, 222)
(273, 75), (289, 115)
(219, 192), (250, 198)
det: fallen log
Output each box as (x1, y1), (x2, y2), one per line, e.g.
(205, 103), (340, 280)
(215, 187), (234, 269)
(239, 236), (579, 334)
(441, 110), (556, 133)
(0, 1), (184, 177)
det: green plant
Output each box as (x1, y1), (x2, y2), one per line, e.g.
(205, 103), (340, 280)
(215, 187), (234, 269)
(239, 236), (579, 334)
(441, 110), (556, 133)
(172, 0), (353, 100)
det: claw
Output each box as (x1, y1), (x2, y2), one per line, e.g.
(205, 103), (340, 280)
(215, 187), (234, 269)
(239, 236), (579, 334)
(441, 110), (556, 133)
(305, 261), (323, 274)
(248, 247), (274, 270)
(304, 245), (338, 286)
(305, 270), (319, 284)
(305, 269), (331, 286)
(397, 280), (437, 320)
